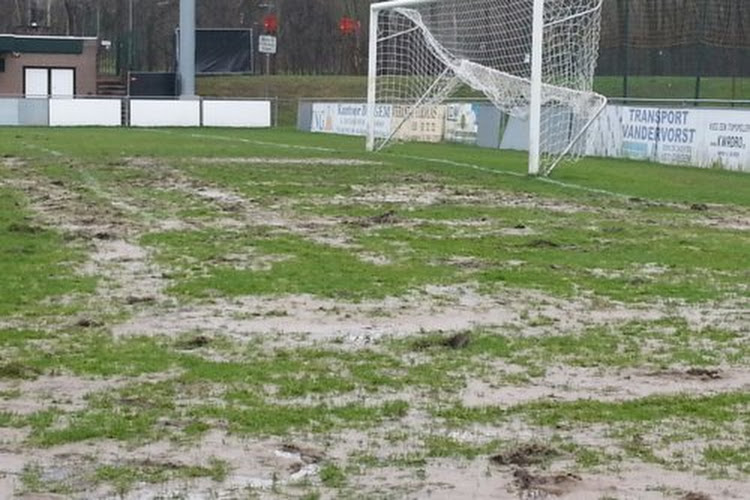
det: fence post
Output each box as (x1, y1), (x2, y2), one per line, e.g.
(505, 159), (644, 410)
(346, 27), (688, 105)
(622, 0), (630, 101)
(694, 0), (709, 104)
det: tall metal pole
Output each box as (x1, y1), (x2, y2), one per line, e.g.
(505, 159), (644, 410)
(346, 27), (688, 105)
(179, 0), (196, 98)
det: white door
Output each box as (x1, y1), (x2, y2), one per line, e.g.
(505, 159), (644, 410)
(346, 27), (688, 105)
(24, 68), (49, 97)
(51, 69), (74, 97)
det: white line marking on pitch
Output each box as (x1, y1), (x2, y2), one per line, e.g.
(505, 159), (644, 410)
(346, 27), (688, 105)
(143, 128), (337, 152)
(142, 129), (634, 199)
(393, 153), (633, 199)
(21, 142), (64, 157)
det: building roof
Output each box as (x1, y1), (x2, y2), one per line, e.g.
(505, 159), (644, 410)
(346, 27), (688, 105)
(0, 34), (95, 55)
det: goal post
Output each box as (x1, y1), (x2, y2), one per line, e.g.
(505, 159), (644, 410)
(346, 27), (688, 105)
(366, 0), (607, 177)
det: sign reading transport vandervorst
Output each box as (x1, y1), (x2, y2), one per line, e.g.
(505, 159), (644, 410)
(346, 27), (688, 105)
(587, 106), (750, 171)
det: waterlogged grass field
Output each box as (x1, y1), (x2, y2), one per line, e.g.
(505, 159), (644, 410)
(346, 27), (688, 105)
(0, 127), (748, 499)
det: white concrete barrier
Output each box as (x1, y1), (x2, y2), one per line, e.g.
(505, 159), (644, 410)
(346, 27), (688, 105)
(203, 100), (271, 127)
(130, 99), (200, 127)
(0, 99), (21, 126)
(49, 99), (121, 127)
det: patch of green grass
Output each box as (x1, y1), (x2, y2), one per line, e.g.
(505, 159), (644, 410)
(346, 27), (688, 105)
(0, 411), (19, 427)
(0, 187), (95, 317)
(193, 399), (409, 436)
(138, 145), (750, 301)
(131, 186), (226, 221)
(435, 392), (750, 429)
(8, 332), (449, 444)
(144, 230), (455, 300)
(20, 333), (178, 378)
(525, 391), (750, 428)
(19, 464), (46, 493)
(0, 388), (22, 400)
(18, 461), (76, 495)
(95, 457), (229, 495)
(703, 445), (750, 475)
(0, 329), (51, 348)
(566, 444), (620, 469)
(357, 212), (749, 302)
(0, 361), (40, 379)
(4, 127), (750, 209)
(394, 319), (747, 378)
(319, 463), (348, 488)
(31, 408), (162, 447)
(142, 201), (749, 301)
(391, 138), (750, 207)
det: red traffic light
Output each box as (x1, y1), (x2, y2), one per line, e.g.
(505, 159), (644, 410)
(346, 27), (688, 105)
(339, 17), (360, 36)
(263, 14), (278, 34)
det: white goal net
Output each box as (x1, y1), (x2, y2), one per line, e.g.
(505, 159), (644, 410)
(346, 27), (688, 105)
(367, 0), (607, 176)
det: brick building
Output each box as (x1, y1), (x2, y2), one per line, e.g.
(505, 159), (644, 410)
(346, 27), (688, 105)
(0, 34), (98, 97)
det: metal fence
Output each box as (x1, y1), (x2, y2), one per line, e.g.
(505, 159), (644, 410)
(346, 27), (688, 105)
(597, 0), (750, 100)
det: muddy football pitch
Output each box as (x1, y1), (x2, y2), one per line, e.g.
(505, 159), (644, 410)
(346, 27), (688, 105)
(0, 127), (748, 499)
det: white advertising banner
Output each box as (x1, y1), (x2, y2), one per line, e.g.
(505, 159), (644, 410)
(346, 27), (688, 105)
(392, 104), (445, 143)
(49, 99), (121, 127)
(444, 103), (480, 144)
(703, 110), (750, 171)
(310, 102), (445, 142)
(587, 105), (750, 172)
(311, 102), (391, 138)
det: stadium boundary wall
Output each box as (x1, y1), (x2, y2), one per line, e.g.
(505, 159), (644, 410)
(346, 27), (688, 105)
(297, 100), (750, 173)
(0, 97), (272, 128)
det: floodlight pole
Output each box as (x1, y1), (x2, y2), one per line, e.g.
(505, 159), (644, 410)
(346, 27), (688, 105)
(179, 0), (196, 98)
(528, 0), (544, 176)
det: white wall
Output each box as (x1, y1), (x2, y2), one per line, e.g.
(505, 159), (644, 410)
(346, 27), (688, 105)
(49, 99), (121, 127)
(130, 99), (201, 127)
(202, 100), (271, 127)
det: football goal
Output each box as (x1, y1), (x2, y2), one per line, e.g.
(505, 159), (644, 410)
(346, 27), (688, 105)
(366, 0), (607, 176)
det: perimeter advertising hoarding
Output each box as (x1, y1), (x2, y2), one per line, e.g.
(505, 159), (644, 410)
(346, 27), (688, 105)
(588, 106), (750, 172)
(310, 102), (472, 145)
(444, 103), (480, 145)
(311, 102), (391, 138)
(391, 104), (445, 143)
(704, 111), (750, 171)
(306, 101), (750, 172)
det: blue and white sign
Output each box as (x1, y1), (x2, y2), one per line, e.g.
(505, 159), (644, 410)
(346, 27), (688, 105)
(588, 105), (750, 172)
(704, 111), (750, 171)
(311, 102), (391, 138)
(444, 103), (480, 144)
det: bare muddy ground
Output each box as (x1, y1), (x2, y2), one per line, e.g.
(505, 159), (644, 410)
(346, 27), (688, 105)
(0, 154), (748, 499)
